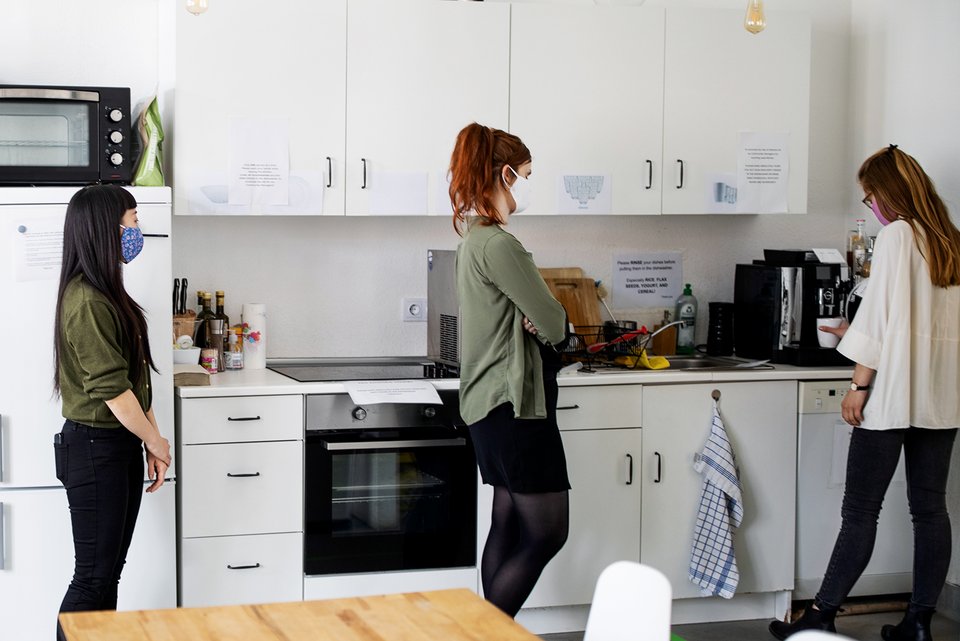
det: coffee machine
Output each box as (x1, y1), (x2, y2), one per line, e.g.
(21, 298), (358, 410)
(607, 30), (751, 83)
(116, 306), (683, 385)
(734, 250), (851, 366)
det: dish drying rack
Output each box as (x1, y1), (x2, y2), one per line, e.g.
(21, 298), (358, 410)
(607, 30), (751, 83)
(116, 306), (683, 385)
(561, 320), (683, 371)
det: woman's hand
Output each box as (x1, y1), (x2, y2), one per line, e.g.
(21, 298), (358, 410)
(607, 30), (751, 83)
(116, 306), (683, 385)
(145, 453), (168, 493)
(522, 316), (539, 336)
(146, 435), (172, 466)
(819, 319), (850, 339)
(842, 390), (867, 427)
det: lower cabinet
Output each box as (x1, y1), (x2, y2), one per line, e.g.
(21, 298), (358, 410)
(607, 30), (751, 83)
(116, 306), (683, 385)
(640, 381), (797, 599)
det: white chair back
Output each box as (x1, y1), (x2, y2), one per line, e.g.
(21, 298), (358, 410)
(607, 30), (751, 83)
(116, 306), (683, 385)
(583, 561), (672, 641)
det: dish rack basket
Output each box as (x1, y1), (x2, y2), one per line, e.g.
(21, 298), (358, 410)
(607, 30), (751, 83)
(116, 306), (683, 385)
(562, 325), (655, 370)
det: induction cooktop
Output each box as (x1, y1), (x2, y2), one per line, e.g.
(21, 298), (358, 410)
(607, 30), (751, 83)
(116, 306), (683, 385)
(268, 359), (457, 383)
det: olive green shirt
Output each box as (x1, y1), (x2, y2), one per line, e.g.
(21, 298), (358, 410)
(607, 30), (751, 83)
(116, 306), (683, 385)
(58, 276), (152, 428)
(456, 220), (567, 426)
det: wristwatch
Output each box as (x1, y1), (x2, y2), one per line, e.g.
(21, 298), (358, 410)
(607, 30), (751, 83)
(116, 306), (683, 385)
(849, 382), (871, 392)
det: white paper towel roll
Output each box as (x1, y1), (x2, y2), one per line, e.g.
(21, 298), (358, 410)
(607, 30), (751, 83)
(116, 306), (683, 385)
(241, 303), (267, 369)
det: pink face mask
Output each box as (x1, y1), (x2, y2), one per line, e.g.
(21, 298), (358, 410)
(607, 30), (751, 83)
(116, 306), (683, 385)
(871, 199), (891, 226)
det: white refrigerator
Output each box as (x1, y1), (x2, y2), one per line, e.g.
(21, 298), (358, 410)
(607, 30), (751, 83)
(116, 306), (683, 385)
(0, 187), (176, 640)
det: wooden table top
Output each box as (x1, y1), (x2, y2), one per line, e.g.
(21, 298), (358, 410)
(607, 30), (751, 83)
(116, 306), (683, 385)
(59, 589), (540, 641)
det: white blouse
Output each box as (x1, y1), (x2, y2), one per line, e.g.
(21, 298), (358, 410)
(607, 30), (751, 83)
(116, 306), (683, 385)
(838, 220), (960, 430)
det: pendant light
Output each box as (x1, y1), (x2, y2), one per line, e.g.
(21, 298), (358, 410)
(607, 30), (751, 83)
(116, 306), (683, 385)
(185, 0), (209, 16)
(744, 0), (766, 34)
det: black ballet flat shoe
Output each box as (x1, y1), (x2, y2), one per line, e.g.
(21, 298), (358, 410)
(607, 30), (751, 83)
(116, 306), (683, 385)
(881, 609), (934, 641)
(768, 606), (838, 640)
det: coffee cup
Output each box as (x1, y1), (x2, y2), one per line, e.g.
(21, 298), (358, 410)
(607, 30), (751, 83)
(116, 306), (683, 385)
(817, 317), (843, 349)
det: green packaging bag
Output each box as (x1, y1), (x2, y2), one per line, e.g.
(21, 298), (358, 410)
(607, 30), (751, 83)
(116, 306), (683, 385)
(132, 96), (165, 186)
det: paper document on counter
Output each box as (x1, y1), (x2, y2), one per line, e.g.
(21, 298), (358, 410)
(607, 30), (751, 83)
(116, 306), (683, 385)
(343, 380), (442, 405)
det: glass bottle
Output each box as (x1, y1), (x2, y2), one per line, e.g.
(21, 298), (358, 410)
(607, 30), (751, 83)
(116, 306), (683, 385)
(215, 290), (230, 355)
(862, 236), (876, 279)
(225, 327), (244, 370)
(851, 218), (867, 283)
(195, 292), (216, 348)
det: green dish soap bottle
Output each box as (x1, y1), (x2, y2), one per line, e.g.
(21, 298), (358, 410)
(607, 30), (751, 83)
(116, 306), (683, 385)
(675, 283), (698, 355)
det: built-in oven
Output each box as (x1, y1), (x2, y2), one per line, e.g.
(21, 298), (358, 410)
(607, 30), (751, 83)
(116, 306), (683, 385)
(303, 391), (476, 576)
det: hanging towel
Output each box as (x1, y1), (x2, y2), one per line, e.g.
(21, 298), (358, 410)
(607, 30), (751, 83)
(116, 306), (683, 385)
(688, 398), (744, 599)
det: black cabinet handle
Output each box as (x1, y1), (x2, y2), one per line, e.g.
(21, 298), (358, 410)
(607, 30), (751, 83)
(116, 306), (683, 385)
(226, 416), (261, 422)
(226, 472), (261, 478)
(676, 159), (684, 189)
(361, 158), (367, 189)
(326, 156), (332, 188)
(556, 404), (580, 411)
(227, 563), (261, 570)
(626, 454), (634, 485)
(654, 451), (662, 483)
(645, 160), (653, 190)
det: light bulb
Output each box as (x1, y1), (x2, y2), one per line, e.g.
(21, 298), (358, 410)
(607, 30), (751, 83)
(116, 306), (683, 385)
(744, 0), (766, 34)
(185, 0), (208, 16)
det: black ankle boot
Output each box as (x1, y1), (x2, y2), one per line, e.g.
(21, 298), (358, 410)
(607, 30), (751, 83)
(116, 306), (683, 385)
(881, 608), (934, 641)
(768, 606), (838, 640)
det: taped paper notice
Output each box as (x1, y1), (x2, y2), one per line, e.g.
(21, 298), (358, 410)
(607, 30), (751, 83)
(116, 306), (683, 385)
(343, 380), (442, 405)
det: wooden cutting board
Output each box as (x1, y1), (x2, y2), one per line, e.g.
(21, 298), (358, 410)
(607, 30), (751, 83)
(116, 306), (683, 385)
(539, 267), (584, 280)
(541, 276), (602, 331)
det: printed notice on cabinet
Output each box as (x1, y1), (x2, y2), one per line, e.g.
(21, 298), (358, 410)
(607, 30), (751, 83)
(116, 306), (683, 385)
(13, 215), (63, 282)
(343, 380), (442, 405)
(557, 174), (612, 214)
(736, 132), (789, 213)
(612, 251), (682, 308)
(228, 117), (290, 207)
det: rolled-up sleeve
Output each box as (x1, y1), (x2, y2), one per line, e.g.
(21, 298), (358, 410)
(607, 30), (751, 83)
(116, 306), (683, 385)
(64, 301), (133, 401)
(481, 232), (567, 346)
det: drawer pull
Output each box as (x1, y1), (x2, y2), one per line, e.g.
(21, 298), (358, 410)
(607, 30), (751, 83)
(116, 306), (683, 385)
(654, 451), (662, 483)
(227, 563), (262, 570)
(226, 416), (262, 422)
(625, 453), (634, 485)
(226, 472), (261, 478)
(557, 404), (580, 411)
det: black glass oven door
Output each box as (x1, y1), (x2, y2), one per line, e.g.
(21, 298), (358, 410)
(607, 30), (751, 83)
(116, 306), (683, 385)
(305, 427), (476, 575)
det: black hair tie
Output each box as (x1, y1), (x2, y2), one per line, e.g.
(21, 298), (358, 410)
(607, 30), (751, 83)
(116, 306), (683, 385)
(888, 143), (898, 152)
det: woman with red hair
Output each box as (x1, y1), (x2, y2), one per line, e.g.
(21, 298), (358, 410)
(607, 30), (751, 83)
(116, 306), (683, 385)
(449, 122), (570, 617)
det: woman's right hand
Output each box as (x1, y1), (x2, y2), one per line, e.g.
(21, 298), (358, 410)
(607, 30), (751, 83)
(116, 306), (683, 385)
(146, 435), (172, 466)
(819, 319), (849, 339)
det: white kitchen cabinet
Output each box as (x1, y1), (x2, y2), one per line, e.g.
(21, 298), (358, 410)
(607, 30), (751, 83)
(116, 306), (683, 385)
(640, 381), (797, 599)
(174, 0), (347, 215)
(661, 9), (810, 214)
(176, 394), (303, 607)
(344, 0), (509, 215)
(510, 4), (665, 215)
(0, 484), (176, 641)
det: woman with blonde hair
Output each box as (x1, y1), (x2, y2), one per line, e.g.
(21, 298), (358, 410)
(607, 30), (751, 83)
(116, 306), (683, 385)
(449, 122), (570, 617)
(770, 145), (960, 640)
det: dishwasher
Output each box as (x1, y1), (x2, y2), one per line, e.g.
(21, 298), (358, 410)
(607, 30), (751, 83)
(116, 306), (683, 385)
(795, 381), (913, 599)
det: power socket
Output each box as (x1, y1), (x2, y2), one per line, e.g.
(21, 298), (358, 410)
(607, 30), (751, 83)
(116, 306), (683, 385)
(401, 297), (427, 322)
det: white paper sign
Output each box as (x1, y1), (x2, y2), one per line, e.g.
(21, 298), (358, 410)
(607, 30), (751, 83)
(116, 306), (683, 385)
(228, 117), (290, 206)
(557, 174), (612, 214)
(343, 380), (442, 405)
(13, 216), (63, 282)
(612, 252), (682, 308)
(812, 248), (846, 264)
(736, 132), (789, 213)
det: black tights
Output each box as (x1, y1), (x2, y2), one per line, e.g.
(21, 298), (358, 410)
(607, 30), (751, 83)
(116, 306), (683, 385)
(481, 485), (569, 617)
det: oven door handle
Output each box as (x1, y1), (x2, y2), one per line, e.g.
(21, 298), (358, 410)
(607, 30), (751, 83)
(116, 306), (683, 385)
(321, 437), (465, 451)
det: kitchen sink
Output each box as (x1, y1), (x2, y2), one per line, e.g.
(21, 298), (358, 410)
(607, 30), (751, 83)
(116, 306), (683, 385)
(665, 355), (770, 370)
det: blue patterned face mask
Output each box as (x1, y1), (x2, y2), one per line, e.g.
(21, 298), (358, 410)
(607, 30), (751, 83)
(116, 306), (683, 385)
(119, 225), (144, 263)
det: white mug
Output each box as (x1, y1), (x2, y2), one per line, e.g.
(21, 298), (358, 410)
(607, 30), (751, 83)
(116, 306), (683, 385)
(816, 317), (843, 349)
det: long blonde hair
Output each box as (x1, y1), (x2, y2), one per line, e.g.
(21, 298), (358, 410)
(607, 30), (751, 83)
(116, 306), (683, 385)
(858, 146), (960, 287)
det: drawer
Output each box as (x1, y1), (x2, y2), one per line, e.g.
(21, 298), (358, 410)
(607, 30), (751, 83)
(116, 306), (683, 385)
(556, 384), (642, 431)
(179, 395), (302, 444)
(180, 532), (303, 607)
(180, 441), (303, 538)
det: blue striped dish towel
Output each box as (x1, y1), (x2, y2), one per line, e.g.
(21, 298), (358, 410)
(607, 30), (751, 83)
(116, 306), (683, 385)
(688, 398), (744, 599)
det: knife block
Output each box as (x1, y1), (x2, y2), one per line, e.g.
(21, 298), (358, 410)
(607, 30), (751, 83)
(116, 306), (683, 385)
(173, 311), (198, 345)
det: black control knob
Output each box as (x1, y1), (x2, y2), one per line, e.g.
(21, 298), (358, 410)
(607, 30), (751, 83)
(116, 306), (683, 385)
(352, 407), (367, 421)
(109, 130), (124, 144)
(422, 407), (437, 419)
(108, 108), (123, 123)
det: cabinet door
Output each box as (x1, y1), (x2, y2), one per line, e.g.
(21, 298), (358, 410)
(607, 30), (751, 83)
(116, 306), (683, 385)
(175, 0), (346, 215)
(510, 5), (665, 215)
(345, 0), (509, 215)
(641, 381), (796, 598)
(661, 9), (810, 214)
(523, 428), (642, 608)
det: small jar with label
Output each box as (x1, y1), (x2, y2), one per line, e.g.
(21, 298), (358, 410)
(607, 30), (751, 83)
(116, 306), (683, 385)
(224, 328), (245, 370)
(200, 347), (219, 373)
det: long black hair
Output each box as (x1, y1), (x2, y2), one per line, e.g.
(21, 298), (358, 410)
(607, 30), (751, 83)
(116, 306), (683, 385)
(53, 185), (157, 395)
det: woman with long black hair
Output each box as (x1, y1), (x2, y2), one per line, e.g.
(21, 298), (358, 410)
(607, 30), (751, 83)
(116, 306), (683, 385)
(53, 185), (171, 639)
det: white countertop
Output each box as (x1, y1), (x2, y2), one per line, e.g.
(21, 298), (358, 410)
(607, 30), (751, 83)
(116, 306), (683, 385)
(176, 362), (855, 398)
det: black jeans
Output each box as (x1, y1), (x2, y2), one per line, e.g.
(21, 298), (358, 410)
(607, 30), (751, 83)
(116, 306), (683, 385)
(56, 420), (144, 640)
(816, 426), (957, 612)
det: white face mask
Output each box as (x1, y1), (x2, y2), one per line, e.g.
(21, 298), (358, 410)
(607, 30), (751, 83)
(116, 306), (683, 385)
(504, 165), (531, 214)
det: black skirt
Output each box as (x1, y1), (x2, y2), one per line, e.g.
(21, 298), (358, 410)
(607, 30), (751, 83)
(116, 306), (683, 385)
(468, 370), (571, 493)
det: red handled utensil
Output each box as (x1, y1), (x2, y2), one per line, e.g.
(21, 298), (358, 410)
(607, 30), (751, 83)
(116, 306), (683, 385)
(587, 327), (648, 353)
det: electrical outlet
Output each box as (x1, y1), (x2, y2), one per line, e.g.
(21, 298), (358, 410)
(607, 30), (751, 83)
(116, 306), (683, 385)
(401, 297), (427, 322)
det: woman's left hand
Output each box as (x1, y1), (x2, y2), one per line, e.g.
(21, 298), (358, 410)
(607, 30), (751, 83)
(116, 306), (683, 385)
(522, 316), (538, 335)
(145, 452), (168, 493)
(841, 390), (867, 427)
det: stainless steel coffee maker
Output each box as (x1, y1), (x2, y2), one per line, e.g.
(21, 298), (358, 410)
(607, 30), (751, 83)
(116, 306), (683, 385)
(734, 250), (852, 366)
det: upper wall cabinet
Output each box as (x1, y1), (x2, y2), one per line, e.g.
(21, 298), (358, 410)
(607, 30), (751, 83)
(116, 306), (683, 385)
(510, 4), (665, 216)
(345, 0), (509, 216)
(661, 9), (811, 215)
(175, 0), (347, 216)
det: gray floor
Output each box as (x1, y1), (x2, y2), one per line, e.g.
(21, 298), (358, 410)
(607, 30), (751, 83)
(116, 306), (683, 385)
(541, 611), (960, 641)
